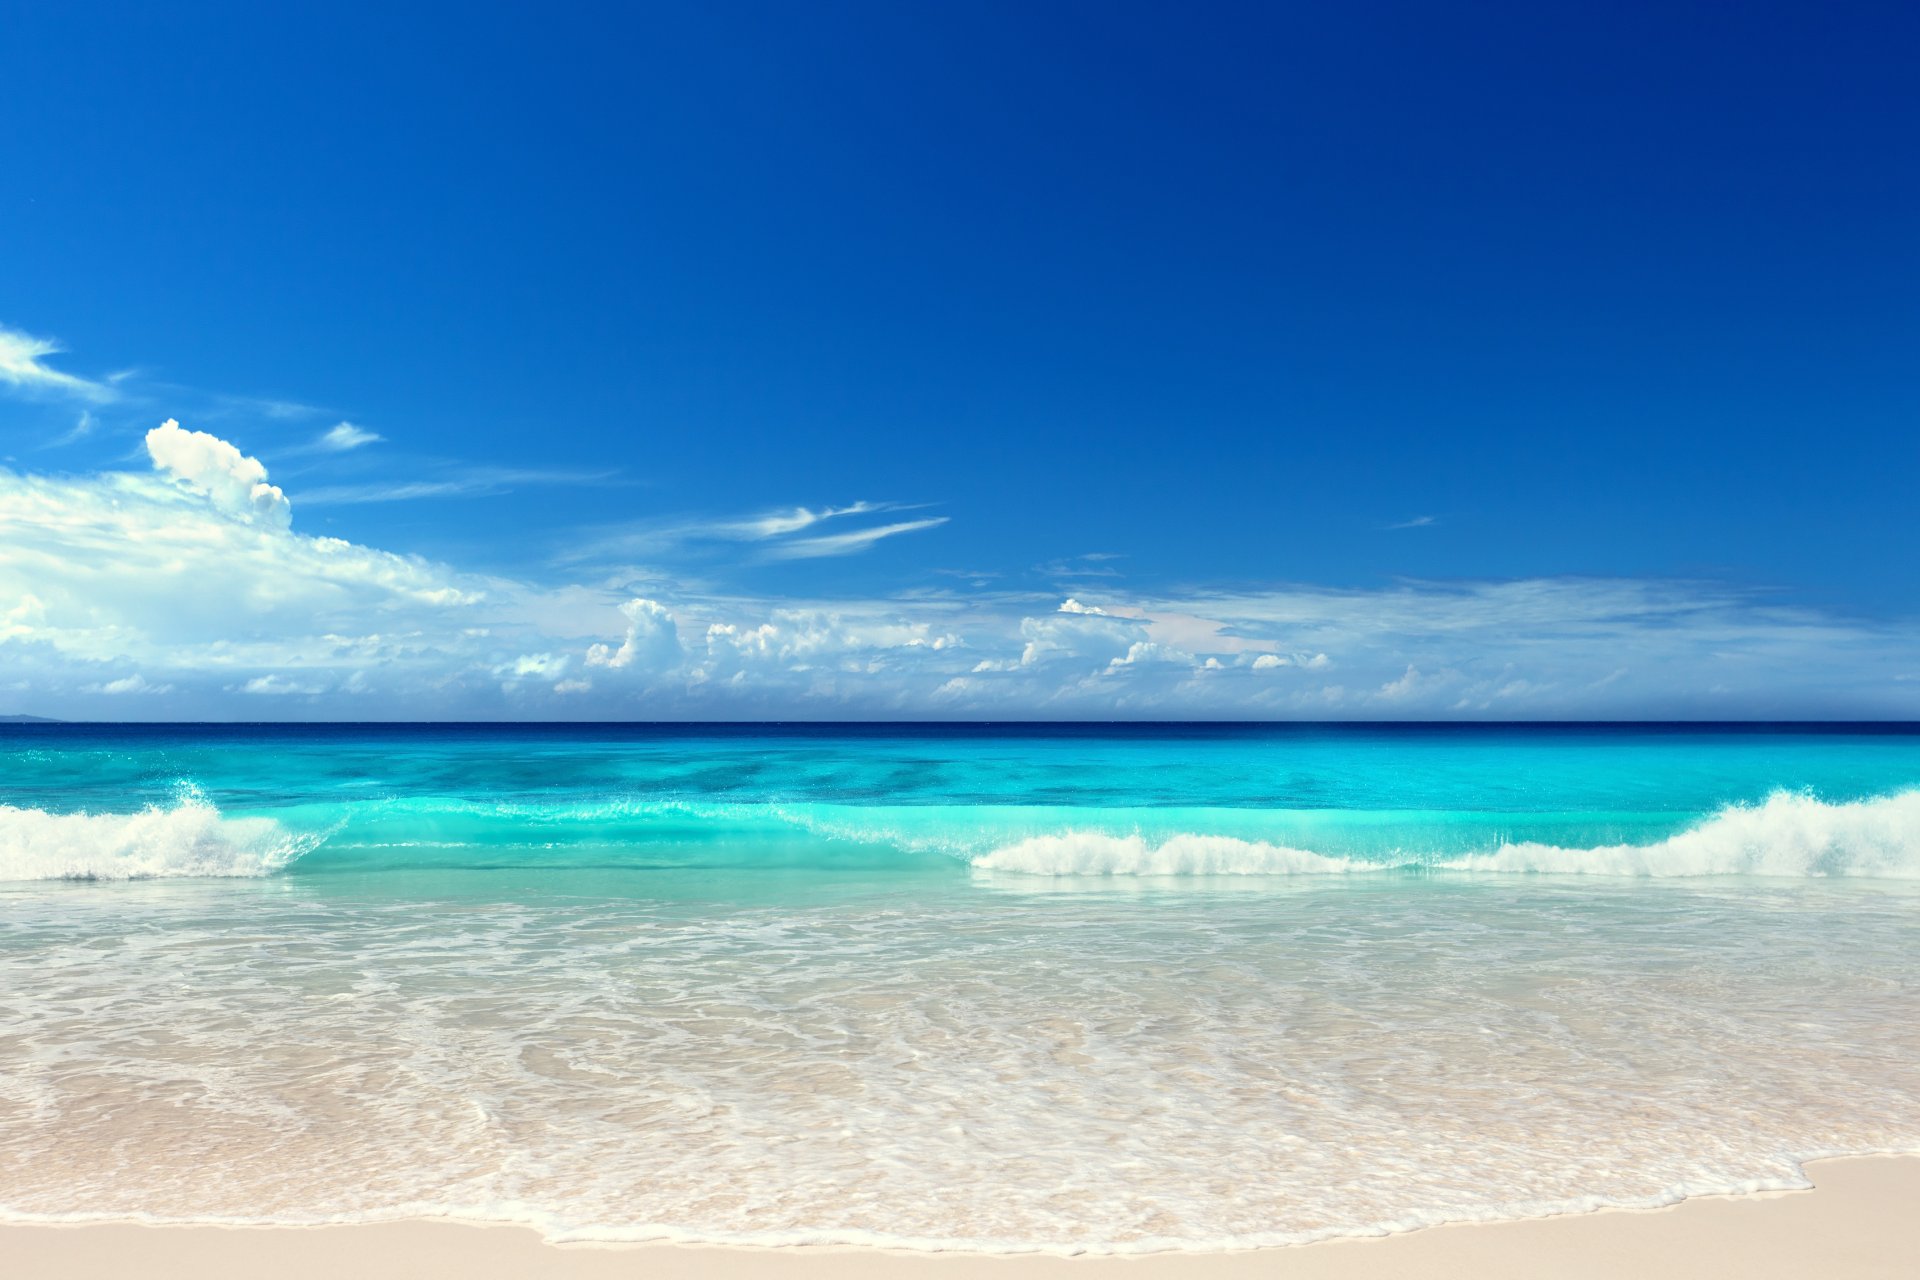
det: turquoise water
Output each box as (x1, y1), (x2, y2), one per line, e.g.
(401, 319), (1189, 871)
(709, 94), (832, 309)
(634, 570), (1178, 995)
(3, 724), (1919, 1249)
(8, 723), (1920, 878)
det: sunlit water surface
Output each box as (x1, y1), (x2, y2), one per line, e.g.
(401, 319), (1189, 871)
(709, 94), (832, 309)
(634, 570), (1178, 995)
(3, 724), (1917, 1250)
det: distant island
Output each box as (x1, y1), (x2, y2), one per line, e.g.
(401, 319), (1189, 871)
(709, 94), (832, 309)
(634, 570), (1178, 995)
(0, 715), (61, 724)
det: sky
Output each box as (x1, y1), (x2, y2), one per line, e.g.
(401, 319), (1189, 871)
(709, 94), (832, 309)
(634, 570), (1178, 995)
(1, 1), (1917, 720)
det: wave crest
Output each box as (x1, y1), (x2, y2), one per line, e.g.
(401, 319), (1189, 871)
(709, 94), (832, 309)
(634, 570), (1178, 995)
(972, 832), (1363, 876)
(972, 790), (1920, 879)
(1447, 788), (1920, 878)
(0, 795), (319, 882)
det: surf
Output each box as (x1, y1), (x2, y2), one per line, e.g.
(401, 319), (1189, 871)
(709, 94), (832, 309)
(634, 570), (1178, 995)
(971, 789), (1920, 878)
(0, 792), (321, 881)
(4, 784), (1917, 884)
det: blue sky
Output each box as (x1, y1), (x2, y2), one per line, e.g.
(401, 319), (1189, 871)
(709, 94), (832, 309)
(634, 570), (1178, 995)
(2, 2), (1917, 718)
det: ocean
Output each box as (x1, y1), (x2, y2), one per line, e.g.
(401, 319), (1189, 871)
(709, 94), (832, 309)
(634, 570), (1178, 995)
(2, 722), (1918, 1251)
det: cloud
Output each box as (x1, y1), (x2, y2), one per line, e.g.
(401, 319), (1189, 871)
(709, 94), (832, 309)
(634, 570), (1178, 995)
(585, 598), (682, 672)
(1036, 553), (1125, 580)
(145, 419), (291, 527)
(763, 516), (949, 560)
(565, 501), (943, 564)
(297, 466), (614, 506)
(2, 428), (1918, 720)
(1014, 605), (1149, 669)
(0, 594), (46, 642)
(728, 502), (888, 540)
(203, 393), (325, 421)
(1385, 515), (1437, 530)
(45, 410), (97, 448)
(0, 326), (117, 403)
(1, 423), (501, 715)
(86, 673), (173, 695)
(0, 322), (348, 431)
(497, 653), (572, 686)
(315, 421), (383, 451)
(241, 675), (328, 696)
(1378, 664), (1423, 698)
(1106, 640), (1193, 671)
(683, 609), (965, 710)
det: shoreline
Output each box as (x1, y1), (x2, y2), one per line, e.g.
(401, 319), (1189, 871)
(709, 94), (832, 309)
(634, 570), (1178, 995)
(6, 1155), (1917, 1279)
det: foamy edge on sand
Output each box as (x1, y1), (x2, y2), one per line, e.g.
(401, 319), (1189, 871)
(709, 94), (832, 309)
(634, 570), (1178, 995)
(4, 1147), (1919, 1254)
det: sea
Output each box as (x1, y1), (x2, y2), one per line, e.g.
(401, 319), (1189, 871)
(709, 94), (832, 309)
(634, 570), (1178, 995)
(2, 722), (1918, 1252)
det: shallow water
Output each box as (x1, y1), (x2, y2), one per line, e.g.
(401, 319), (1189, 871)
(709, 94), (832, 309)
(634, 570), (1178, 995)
(2, 724), (1918, 1250)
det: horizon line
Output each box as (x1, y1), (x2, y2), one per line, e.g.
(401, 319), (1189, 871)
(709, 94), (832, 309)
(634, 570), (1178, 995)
(6, 719), (1920, 730)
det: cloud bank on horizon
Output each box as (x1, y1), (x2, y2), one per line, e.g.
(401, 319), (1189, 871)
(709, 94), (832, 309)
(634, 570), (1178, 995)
(2, 403), (1915, 720)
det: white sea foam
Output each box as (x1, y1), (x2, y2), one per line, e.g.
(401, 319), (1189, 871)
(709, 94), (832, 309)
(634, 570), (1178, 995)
(972, 789), (1920, 878)
(973, 831), (1364, 876)
(2, 871), (1917, 1251)
(1446, 788), (1920, 877)
(0, 794), (318, 881)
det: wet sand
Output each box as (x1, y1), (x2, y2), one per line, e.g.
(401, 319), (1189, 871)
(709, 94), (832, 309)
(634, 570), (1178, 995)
(6, 1155), (1916, 1279)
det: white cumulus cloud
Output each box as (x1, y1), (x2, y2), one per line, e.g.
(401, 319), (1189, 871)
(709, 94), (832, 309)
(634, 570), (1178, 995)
(586, 598), (683, 673)
(145, 419), (291, 527)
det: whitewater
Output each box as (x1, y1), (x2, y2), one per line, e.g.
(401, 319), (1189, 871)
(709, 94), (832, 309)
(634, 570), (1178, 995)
(7, 787), (1920, 883)
(2, 722), (1918, 1252)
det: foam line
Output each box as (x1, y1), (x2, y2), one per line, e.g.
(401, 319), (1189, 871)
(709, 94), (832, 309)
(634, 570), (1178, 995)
(972, 790), (1920, 878)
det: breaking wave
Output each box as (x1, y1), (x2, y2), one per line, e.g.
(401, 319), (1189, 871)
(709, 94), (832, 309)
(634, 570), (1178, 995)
(0, 794), (322, 882)
(973, 789), (1920, 879)
(7, 788), (1918, 883)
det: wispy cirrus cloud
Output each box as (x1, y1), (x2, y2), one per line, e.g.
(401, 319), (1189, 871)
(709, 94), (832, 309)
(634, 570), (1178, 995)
(268, 420), (387, 459)
(298, 466), (617, 506)
(314, 421), (383, 452)
(763, 516), (950, 560)
(202, 392), (327, 421)
(44, 410), (98, 448)
(0, 326), (118, 404)
(1384, 515), (1437, 530)
(1035, 553), (1125, 580)
(566, 500), (945, 564)
(0, 326), (346, 430)
(722, 501), (892, 540)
